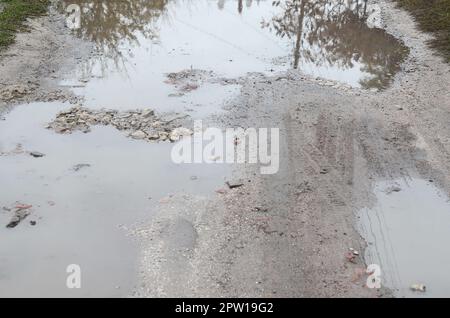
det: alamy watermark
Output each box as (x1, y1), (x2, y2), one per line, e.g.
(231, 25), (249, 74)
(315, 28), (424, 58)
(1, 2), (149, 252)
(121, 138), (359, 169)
(66, 264), (81, 289)
(171, 121), (280, 175)
(65, 4), (81, 30)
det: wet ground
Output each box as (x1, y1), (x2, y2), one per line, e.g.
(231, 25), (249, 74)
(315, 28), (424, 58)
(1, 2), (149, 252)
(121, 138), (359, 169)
(2, 0), (443, 298)
(0, 102), (229, 297)
(359, 178), (450, 298)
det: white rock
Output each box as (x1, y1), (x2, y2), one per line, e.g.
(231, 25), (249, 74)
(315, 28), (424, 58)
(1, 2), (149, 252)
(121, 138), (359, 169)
(169, 127), (193, 142)
(131, 130), (147, 140)
(142, 109), (155, 118)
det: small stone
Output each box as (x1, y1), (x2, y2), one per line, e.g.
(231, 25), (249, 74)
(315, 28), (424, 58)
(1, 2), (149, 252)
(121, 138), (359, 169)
(410, 284), (426, 292)
(142, 109), (154, 118)
(158, 132), (169, 141)
(147, 133), (160, 141)
(30, 221), (36, 226)
(130, 130), (147, 140)
(169, 127), (193, 142)
(30, 151), (45, 158)
(226, 180), (244, 189)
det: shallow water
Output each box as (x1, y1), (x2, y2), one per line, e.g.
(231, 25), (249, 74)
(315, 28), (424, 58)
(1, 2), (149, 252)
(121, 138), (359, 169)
(59, 0), (408, 112)
(359, 178), (450, 297)
(0, 102), (230, 297)
(0, 0), (410, 297)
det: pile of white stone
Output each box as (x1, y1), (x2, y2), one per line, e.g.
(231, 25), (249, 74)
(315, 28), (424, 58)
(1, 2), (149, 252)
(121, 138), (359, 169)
(47, 107), (193, 142)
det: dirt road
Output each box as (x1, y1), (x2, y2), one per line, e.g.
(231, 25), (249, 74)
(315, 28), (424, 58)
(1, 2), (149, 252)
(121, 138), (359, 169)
(1, 0), (449, 297)
(131, 1), (450, 297)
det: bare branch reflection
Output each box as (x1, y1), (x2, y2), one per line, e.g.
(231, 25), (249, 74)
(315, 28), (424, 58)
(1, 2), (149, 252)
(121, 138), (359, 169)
(262, 0), (408, 89)
(59, 0), (169, 77)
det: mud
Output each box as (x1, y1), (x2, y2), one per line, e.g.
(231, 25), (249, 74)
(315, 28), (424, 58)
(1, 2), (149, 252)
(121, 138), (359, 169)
(0, 5), (90, 110)
(132, 0), (450, 298)
(0, 0), (449, 298)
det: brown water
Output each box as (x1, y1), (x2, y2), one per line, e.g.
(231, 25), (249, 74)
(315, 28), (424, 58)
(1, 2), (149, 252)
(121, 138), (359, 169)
(359, 178), (450, 297)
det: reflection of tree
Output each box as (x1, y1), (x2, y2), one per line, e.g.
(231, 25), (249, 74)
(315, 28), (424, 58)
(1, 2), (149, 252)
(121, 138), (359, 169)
(217, 0), (258, 14)
(262, 0), (408, 89)
(59, 0), (168, 76)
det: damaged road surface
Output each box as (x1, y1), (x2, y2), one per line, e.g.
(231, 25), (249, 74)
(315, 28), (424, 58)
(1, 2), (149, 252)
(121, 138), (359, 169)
(1, 0), (450, 298)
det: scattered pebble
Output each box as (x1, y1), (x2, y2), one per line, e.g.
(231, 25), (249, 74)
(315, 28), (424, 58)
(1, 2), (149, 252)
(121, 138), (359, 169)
(169, 127), (193, 142)
(410, 284), (426, 292)
(226, 180), (244, 189)
(29, 151), (45, 158)
(6, 204), (33, 228)
(47, 107), (191, 143)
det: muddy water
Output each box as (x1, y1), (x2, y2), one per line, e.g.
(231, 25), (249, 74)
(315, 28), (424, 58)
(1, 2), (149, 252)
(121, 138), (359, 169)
(0, 103), (229, 297)
(59, 0), (407, 110)
(0, 0), (409, 297)
(359, 178), (450, 297)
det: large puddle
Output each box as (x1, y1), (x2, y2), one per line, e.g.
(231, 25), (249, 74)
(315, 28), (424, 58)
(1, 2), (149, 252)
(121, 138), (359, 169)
(0, 0), (410, 297)
(0, 103), (229, 297)
(59, 0), (408, 109)
(359, 178), (450, 297)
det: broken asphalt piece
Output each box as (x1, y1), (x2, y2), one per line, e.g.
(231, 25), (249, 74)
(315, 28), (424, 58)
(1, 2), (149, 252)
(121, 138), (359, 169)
(226, 180), (244, 189)
(29, 151), (45, 158)
(410, 284), (426, 292)
(6, 204), (32, 228)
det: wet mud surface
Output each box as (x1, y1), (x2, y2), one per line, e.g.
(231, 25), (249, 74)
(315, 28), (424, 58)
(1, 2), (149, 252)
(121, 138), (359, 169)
(0, 0), (449, 298)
